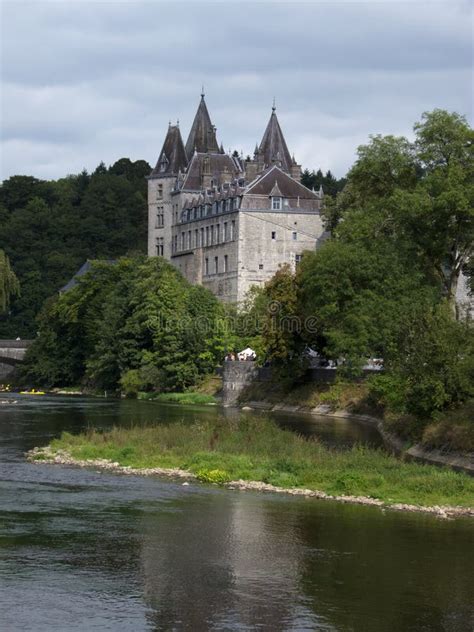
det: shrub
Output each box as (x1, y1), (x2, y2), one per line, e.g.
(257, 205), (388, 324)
(195, 468), (231, 484)
(119, 369), (141, 398)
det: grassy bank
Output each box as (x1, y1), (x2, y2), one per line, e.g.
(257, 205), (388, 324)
(239, 379), (379, 415)
(38, 417), (474, 508)
(137, 392), (217, 405)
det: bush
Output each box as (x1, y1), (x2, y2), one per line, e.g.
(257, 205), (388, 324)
(196, 468), (231, 484)
(119, 369), (142, 398)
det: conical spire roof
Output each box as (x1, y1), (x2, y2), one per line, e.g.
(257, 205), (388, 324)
(151, 124), (188, 177)
(185, 93), (220, 159)
(258, 105), (293, 173)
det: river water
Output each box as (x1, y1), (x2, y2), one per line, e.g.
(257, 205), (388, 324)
(0, 395), (473, 631)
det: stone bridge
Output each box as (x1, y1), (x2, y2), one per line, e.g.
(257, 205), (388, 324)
(0, 340), (33, 380)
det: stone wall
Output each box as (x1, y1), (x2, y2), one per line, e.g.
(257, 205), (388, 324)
(236, 209), (325, 302)
(221, 361), (259, 406)
(0, 362), (15, 382)
(222, 362), (376, 407)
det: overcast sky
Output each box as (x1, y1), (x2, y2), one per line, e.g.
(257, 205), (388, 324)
(1, 0), (472, 181)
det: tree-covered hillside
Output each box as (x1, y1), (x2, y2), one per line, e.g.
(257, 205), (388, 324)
(0, 158), (150, 338)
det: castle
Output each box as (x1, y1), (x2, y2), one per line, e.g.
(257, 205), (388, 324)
(147, 93), (326, 303)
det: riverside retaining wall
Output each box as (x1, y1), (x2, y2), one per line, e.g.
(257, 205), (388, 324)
(222, 362), (341, 406)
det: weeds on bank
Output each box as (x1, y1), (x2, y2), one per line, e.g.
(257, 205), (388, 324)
(137, 392), (217, 405)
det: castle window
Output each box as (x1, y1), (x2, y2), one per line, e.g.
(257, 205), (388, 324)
(181, 232), (185, 250)
(206, 226), (209, 246)
(271, 231), (276, 240)
(224, 255), (228, 273)
(156, 208), (164, 228)
(259, 264), (264, 270)
(224, 222), (228, 242)
(213, 202), (218, 214)
(216, 224), (220, 244)
(235, 197), (240, 210)
(157, 184), (163, 199)
(195, 229), (199, 247)
(201, 227), (204, 247)
(272, 197), (282, 210)
(188, 231), (192, 249)
(292, 231), (297, 241)
(231, 220), (236, 240)
(210, 225), (214, 245)
(295, 254), (302, 267)
(205, 258), (209, 276)
(156, 237), (164, 257)
(214, 256), (218, 274)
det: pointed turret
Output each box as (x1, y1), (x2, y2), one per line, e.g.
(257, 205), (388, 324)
(185, 93), (220, 159)
(258, 104), (293, 174)
(151, 124), (188, 177)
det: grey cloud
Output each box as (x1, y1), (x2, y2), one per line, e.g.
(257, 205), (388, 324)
(1, 1), (472, 180)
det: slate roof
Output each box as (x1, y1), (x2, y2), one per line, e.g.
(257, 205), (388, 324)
(258, 107), (293, 173)
(151, 124), (188, 177)
(181, 153), (241, 191)
(185, 95), (221, 159)
(245, 165), (320, 199)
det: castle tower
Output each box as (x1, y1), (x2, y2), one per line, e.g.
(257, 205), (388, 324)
(258, 104), (294, 174)
(185, 92), (221, 159)
(244, 104), (301, 180)
(147, 123), (188, 258)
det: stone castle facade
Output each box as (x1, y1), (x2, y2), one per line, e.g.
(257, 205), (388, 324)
(147, 93), (326, 303)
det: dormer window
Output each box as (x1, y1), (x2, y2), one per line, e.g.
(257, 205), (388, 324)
(272, 196), (282, 210)
(159, 154), (169, 173)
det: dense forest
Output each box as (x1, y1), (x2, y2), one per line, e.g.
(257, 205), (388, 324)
(0, 158), (150, 337)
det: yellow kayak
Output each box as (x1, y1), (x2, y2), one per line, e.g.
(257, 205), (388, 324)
(20, 389), (46, 396)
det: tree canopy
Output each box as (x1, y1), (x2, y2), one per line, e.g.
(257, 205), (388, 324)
(0, 158), (150, 337)
(21, 256), (228, 392)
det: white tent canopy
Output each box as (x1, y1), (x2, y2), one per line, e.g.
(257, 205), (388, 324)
(238, 347), (256, 360)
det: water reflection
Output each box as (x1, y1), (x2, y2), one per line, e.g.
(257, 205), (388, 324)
(140, 492), (332, 631)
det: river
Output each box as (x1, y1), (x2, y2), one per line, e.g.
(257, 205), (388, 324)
(0, 394), (473, 631)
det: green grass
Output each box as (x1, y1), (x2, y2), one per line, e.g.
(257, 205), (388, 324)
(45, 417), (474, 508)
(137, 392), (217, 405)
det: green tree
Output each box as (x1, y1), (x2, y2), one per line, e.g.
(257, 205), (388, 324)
(372, 304), (474, 420)
(21, 257), (225, 393)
